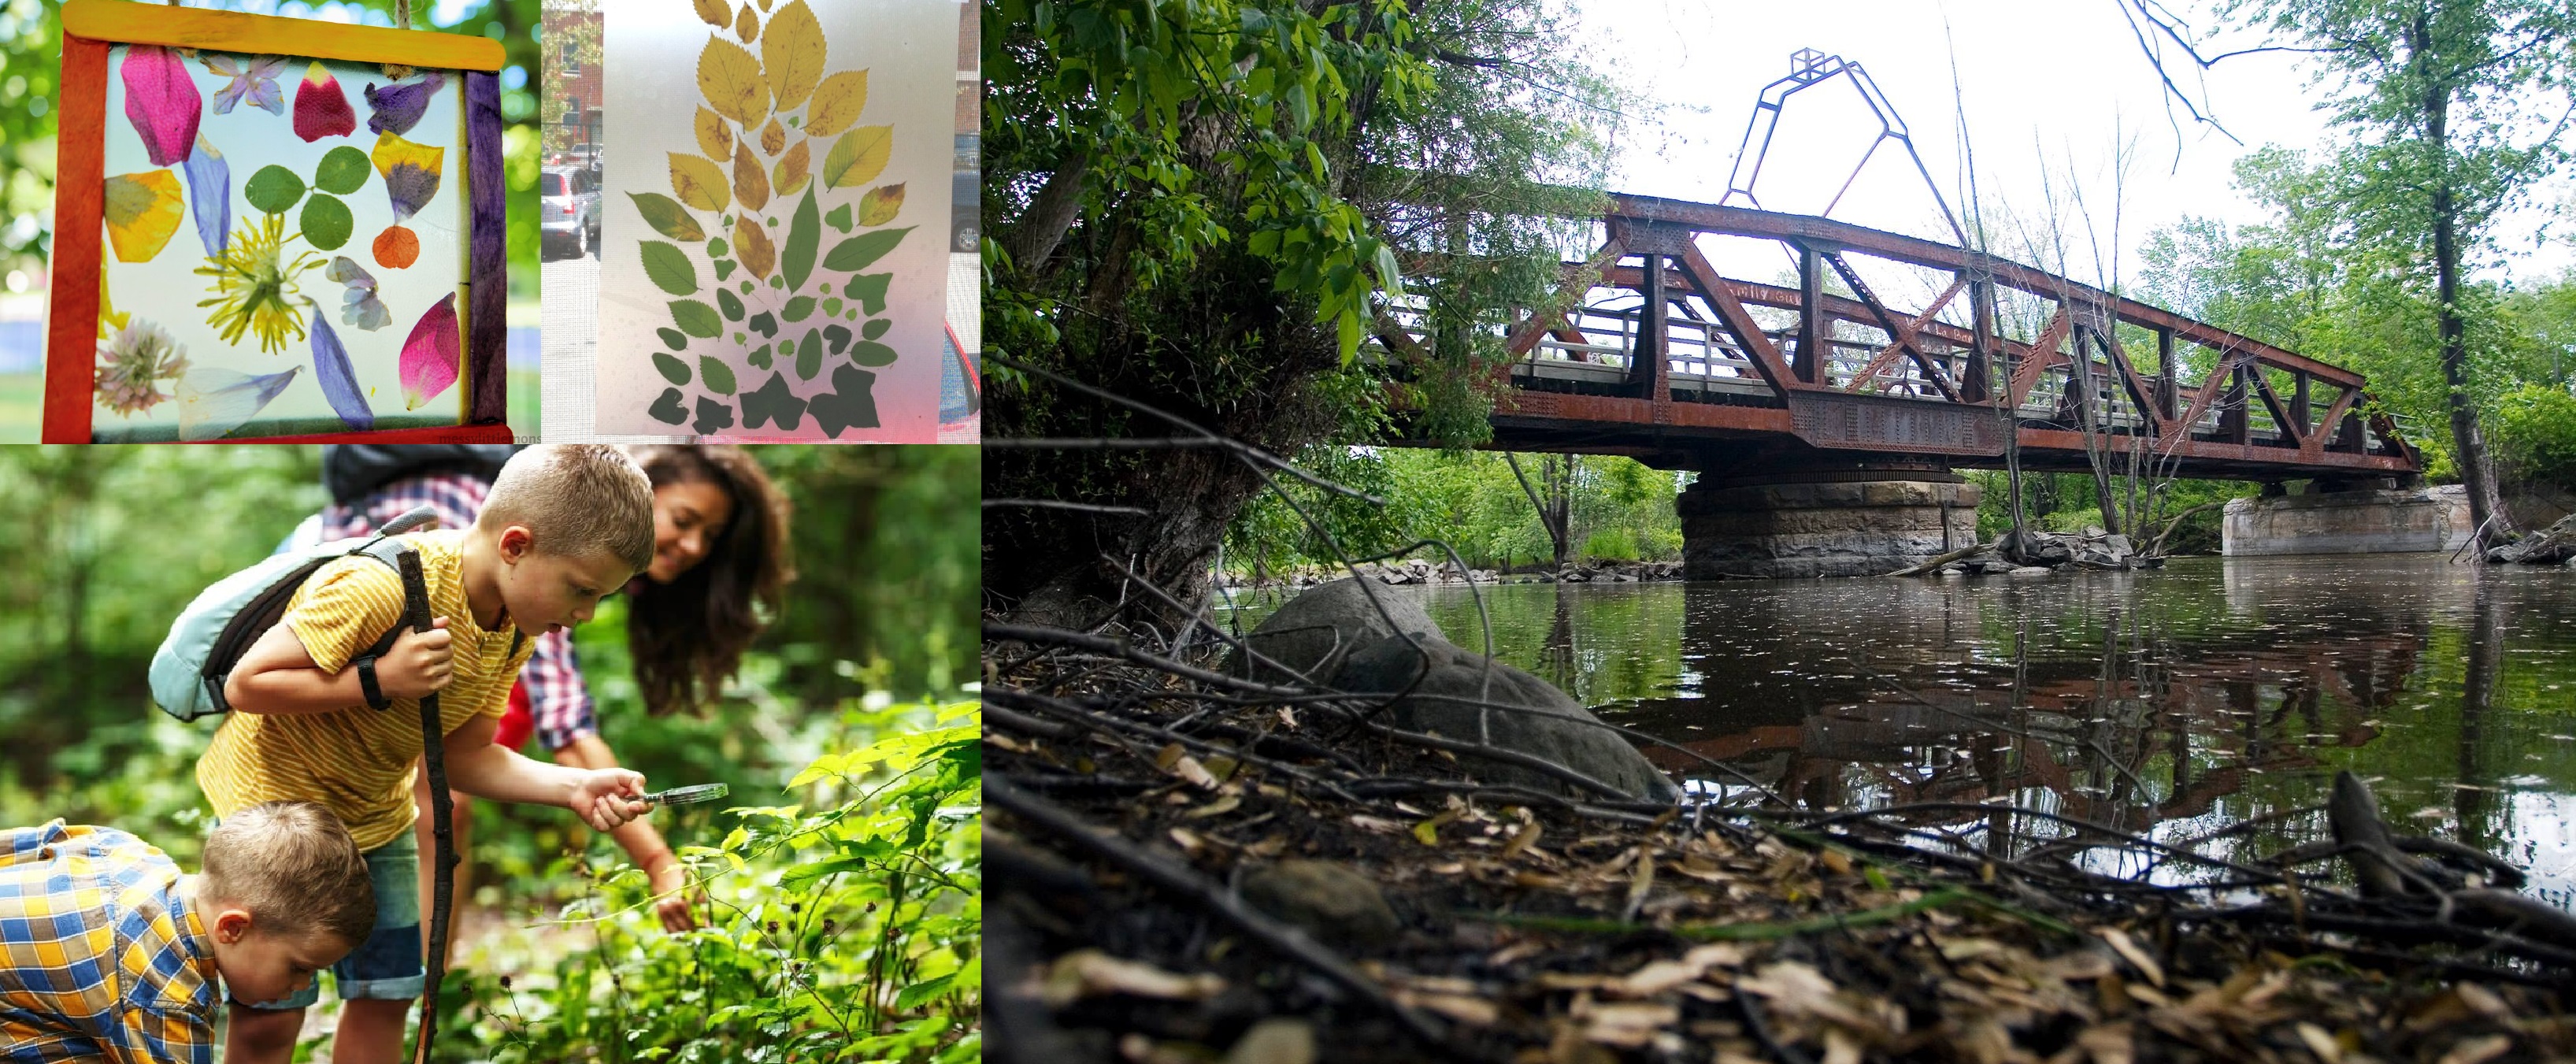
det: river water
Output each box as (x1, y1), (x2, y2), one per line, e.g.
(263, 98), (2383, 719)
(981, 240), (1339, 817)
(1221, 554), (2576, 906)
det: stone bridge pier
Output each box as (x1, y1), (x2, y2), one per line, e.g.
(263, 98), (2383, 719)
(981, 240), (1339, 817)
(2222, 479), (2470, 555)
(1678, 462), (1979, 580)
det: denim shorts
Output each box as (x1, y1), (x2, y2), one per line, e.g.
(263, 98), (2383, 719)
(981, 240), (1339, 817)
(237, 829), (424, 1010)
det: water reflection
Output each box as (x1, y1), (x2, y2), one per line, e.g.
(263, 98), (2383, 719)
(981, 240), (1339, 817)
(1222, 556), (2576, 906)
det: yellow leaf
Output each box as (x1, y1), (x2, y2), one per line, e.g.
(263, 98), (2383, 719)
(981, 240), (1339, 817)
(773, 139), (811, 196)
(734, 2), (758, 43)
(858, 183), (904, 226)
(691, 0), (729, 28)
(762, 0), (826, 111)
(732, 141), (771, 213)
(698, 34), (769, 128)
(760, 117), (786, 156)
(694, 106), (732, 160)
(733, 215), (775, 279)
(822, 124), (891, 190)
(802, 69), (868, 137)
(102, 170), (183, 263)
(669, 152), (730, 213)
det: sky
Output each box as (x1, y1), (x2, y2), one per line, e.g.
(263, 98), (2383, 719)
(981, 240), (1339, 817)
(1562, 0), (2574, 298)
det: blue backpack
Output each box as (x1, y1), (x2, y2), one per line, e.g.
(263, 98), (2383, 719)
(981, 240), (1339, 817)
(148, 506), (443, 722)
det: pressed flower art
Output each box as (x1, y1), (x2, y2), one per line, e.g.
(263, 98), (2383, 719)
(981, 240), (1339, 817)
(596, 0), (954, 439)
(83, 39), (476, 441)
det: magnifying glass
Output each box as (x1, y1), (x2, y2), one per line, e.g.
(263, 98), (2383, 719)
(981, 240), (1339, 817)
(639, 784), (729, 807)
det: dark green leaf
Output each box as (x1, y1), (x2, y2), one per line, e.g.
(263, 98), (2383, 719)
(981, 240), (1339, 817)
(747, 343), (772, 369)
(717, 288), (744, 321)
(699, 356), (737, 395)
(862, 317), (890, 340)
(691, 395), (735, 435)
(843, 272), (891, 315)
(313, 146), (371, 195)
(647, 387), (688, 424)
(740, 370), (806, 430)
(783, 187), (821, 291)
(653, 352), (691, 385)
(244, 165), (305, 215)
(796, 328), (823, 380)
(784, 295), (815, 322)
(821, 227), (911, 272)
(849, 341), (896, 366)
(298, 193), (353, 250)
(747, 311), (777, 339)
(657, 328), (688, 350)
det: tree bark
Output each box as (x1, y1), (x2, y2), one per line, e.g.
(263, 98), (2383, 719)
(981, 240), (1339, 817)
(1002, 151), (1091, 273)
(2415, 13), (2512, 551)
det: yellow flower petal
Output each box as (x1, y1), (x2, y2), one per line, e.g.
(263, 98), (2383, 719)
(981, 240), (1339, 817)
(102, 170), (185, 263)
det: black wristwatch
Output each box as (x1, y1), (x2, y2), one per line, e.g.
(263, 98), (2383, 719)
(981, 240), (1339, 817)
(355, 655), (392, 710)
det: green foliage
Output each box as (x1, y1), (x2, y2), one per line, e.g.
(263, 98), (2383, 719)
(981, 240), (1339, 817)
(1225, 447), (1685, 573)
(2489, 383), (2576, 488)
(447, 696), (980, 1064)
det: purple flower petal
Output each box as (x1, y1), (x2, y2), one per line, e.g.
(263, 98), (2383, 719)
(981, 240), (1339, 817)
(183, 134), (229, 257)
(120, 46), (201, 167)
(306, 298), (372, 430)
(364, 73), (444, 136)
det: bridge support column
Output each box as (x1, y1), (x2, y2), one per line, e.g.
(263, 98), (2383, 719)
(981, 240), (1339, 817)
(1677, 471), (1981, 580)
(2222, 483), (2470, 556)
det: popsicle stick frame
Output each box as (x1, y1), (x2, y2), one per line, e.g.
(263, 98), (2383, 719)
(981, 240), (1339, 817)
(44, 0), (511, 443)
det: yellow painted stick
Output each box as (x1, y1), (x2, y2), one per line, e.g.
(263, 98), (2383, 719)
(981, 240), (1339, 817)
(62, 0), (505, 72)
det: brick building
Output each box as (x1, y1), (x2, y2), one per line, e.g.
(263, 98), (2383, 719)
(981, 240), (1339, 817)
(542, 4), (602, 164)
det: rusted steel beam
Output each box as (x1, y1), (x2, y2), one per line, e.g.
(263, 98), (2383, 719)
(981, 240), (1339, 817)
(1798, 243), (1827, 384)
(2089, 318), (2168, 439)
(2300, 384), (2362, 460)
(1817, 250), (1962, 402)
(1604, 196), (2368, 388)
(1673, 243), (1797, 395)
(2006, 306), (2072, 409)
(2163, 343), (2246, 450)
(1841, 274), (1969, 396)
(2247, 364), (2304, 449)
(1509, 239), (1625, 358)
(1492, 389), (1792, 436)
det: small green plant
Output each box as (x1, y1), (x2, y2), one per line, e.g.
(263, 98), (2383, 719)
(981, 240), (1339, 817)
(449, 694), (980, 1063)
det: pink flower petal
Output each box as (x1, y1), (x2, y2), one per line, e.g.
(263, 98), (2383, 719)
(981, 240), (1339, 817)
(399, 291), (460, 410)
(293, 61), (357, 142)
(120, 46), (202, 167)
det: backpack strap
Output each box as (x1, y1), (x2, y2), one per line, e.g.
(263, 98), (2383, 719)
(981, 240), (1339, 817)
(349, 539), (433, 711)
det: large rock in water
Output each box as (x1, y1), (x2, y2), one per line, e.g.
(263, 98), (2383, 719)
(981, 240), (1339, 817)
(1228, 576), (1441, 684)
(1334, 635), (1682, 803)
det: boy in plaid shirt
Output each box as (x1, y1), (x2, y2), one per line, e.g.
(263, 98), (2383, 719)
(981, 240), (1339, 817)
(0, 803), (373, 1063)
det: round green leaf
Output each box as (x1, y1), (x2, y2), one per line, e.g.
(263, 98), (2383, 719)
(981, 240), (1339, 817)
(861, 317), (890, 341)
(298, 193), (353, 250)
(713, 259), (738, 281)
(244, 165), (306, 215)
(717, 288), (744, 321)
(657, 328), (688, 350)
(708, 237), (728, 258)
(313, 146), (371, 195)
(669, 299), (723, 339)
(739, 279), (754, 293)
(640, 240), (699, 296)
(748, 343), (773, 369)
(783, 295), (815, 322)
(699, 357), (738, 395)
(849, 341), (896, 366)
(822, 297), (843, 317)
(652, 352), (691, 385)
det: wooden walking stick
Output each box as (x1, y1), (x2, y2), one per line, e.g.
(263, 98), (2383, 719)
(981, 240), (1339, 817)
(395, 549), (452, 1064)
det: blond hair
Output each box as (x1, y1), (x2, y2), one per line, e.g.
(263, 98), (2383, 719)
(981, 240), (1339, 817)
(201, 802), (374, 946)
(478, 444), (656, 574)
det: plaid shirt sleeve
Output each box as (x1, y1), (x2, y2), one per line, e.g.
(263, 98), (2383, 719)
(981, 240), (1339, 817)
(315, 475), (492, 544)
(0, 824), (217, 1064)
(524, 627), (599, 752)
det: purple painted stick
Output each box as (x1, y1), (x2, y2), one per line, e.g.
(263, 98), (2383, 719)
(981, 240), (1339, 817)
(465, 70), (506, 425)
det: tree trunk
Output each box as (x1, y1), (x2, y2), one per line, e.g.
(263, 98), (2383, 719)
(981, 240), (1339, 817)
(2416, 14), (2511, 551)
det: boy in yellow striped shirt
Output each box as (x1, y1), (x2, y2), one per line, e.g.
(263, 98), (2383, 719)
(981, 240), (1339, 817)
(194, 444), (662, 1064)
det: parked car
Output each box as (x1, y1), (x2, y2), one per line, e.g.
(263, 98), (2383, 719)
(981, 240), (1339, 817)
(539, 165), (599, 260)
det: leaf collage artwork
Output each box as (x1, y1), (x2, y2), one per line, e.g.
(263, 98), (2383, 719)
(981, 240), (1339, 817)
(95, 44), (467, 441)
(599, 0), (953, 440)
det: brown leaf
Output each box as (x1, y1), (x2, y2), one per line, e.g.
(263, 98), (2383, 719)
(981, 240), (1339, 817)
(2437, 1035), (2514, 1064)
(2098, 927), (2164, 988)
(1578, 1001), (1677, 1048)
(732, 142), (771, 213)
(1500, 820), (1542, 861)
(1185, 795), (1240, 819)
(1609, 943), (1744, 998)
(1040, 949), (1223, 1008)
(693, 106), (733, 160)
(2074, 1023), (2134, 1064)
(761, 117), (787, 156)
(732, 215), (775, 279)
(858, 183), (905, 226)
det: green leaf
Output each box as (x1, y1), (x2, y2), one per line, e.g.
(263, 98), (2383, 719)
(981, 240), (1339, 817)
(707, 237), (728, 257)
(648, 387), (688, 424)
(244, 165), (306, 215)
(639, 240), (699, 295)
(657, 328), (688, 350)
(747, 343), (772, 369)
(713, 259), (737, 281)
(862, 317), (890, 341)
(796, 328), (823, 380)
(895, 974), (958, 1012)
(844, 272), (891, 315)
(313, 146), (371, 195)
(783, 187), (821, 291)
(652, 352), (691, 385)
(822, 296), (843, 317)
(628, 192), (706, 242)
(825, 202), (852, 232)
(717, 287), (744, 321)
(699, 356), (737, 395)
(822, 227), (911, 272)
(850, 341), (896, 366)
(784, 295), (815, 322)
(669, 299), (723, 339)
(298, 193), (353, 250)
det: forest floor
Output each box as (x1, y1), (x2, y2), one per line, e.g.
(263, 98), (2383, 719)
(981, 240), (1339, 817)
(986, 648), (2576, 1064)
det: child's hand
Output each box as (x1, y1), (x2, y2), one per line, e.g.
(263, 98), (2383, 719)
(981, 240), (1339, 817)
(569, 768), (650, 832)
(380, 617), (455, 699)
